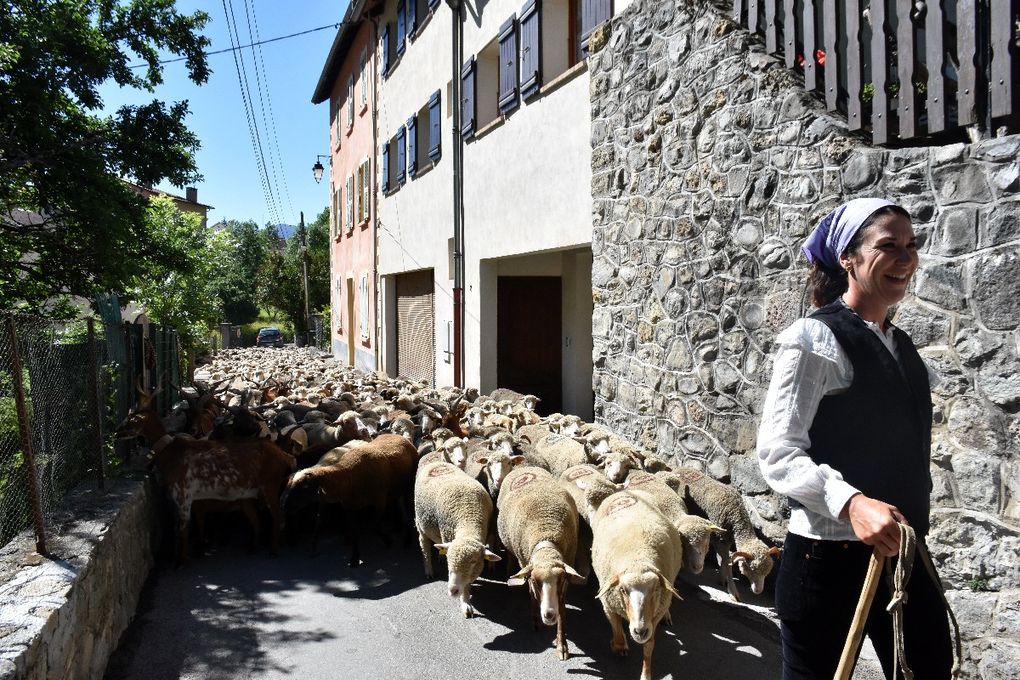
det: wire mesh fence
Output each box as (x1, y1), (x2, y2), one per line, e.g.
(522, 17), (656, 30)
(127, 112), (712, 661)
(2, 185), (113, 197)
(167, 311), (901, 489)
(0, 312), (181, 552)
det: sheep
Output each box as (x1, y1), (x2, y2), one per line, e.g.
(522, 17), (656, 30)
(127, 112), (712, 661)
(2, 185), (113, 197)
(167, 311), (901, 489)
(589, 490), (684, 680)
(497, 465), (586, 660)
(658, 468), (780, 601)
(558, 464), (624, 579)
(281, 434), (416, 567)
(414, 461), (501, 617)
(467, 431), (527, 495)
(600, 449), (643, 484)
(530, 432), (590, 477)
(624, 471), (725, 575)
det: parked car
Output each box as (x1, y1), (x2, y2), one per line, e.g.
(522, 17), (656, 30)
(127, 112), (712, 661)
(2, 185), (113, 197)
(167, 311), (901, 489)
(256, 327), (284, 348)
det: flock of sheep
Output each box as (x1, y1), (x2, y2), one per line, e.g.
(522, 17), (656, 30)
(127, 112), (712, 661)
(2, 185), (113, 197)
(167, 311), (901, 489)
(141, 347), (779, 680)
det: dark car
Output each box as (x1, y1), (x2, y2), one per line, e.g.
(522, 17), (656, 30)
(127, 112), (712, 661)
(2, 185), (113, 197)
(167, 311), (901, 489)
(256, 327), (284, 348)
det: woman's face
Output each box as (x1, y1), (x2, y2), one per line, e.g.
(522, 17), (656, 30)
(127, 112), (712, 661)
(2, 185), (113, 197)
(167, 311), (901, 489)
(840, 212), (918, 308)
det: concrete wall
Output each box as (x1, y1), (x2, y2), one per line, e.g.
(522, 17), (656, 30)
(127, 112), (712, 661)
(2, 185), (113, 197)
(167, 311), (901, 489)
(588, 1), (1020, 675)
(0, 480), (159, 680)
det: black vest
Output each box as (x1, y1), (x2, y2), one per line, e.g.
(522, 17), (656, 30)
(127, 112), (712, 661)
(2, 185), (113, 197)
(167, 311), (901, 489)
(803, 302), (934, 536)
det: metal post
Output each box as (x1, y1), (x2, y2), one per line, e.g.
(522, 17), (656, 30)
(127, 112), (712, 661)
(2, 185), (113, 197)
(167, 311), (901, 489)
(300, 211), (311, 340)
(86, 319), (107, 491)
(5, 317), (48, 555)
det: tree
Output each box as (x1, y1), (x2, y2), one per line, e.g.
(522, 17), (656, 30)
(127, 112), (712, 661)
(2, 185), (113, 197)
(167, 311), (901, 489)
(0, 0), (210, 314)
(127, 196), (229, 347)
(215, 219), (268, 325)
(261, 209), (330, 334)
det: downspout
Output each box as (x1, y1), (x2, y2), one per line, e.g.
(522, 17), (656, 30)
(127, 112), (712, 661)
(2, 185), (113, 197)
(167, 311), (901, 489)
(370, 8), (382, 373)
(447, 0), (464, 387)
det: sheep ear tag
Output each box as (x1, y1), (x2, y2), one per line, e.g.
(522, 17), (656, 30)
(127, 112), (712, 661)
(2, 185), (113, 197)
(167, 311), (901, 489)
(435, 542), (451, 555)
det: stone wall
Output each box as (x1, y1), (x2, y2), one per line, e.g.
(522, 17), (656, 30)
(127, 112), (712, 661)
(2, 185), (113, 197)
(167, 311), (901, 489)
(0, 479), (159, 680)
(588, 1), (1020, 676)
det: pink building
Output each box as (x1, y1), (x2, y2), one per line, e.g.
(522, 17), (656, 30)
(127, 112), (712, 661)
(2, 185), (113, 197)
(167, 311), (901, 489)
(312, 2), (378, 370)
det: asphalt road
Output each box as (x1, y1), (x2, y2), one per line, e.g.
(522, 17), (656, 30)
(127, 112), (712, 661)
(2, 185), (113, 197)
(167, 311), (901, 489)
(104, 521), (885, 680)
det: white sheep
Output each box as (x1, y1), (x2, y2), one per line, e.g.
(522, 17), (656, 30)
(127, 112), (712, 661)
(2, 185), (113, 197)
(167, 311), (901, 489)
(590, 490), (684, 680)
(530, 433), (589, 477)
(414, 460), (501, 617)
(497, 466), (586, 660)
(659, 468), (780, 601)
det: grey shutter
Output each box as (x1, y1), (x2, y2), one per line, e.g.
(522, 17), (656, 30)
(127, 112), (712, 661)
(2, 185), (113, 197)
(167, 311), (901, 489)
(428, 0), (439, 8)
(382, 23), (390, 75)
(428, 90), (441, 161)
(407, 114), (418, 178)
(397, 1), (406, 56)
(407, 0), (417, 37)
(498, 15), (519, 113)
(396, 269), (436, 385)
(461, 57), (476, 140)
(381, 141), (390, 191)
(520, 0), (541, 99)
(580, 0), (611, 54)
(396, 126), (406, 184)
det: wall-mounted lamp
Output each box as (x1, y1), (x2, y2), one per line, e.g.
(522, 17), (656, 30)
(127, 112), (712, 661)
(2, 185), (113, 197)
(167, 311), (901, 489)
(312, 155), (330, 184)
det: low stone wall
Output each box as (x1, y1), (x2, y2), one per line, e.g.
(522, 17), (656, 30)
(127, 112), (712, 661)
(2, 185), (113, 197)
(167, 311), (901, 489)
(0, 478), (159, 680)
(588, 0), (1020, 676)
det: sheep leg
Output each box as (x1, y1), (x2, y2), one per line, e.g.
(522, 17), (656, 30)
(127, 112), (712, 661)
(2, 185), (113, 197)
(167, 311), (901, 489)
(418, 528), (434, 579)
(640, 636), (656, 680)
(529, 588), (540, 631)
(604, 609), (628, 656)
(555, 593), (569, 660)
(717, 537), (740, 602)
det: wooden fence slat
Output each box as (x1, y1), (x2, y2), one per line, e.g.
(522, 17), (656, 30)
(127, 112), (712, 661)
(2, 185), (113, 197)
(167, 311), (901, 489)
(803, 0), (818, 90)
(846, 0), (863, 130)
(749, 0), (759, 33)
(824, 0), (839, 110)
(784, 0), (796, 67)
(765, 0), (778, 52)
(896, 1), (918, 138)
(871, 0), (889, 143)
(989, 0), (1016, 118)
(958, 0), (978, 125)
(926, 0), (947, 133)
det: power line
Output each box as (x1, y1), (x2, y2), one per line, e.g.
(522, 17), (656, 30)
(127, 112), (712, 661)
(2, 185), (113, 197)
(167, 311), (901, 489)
(128, 22), (339, 69)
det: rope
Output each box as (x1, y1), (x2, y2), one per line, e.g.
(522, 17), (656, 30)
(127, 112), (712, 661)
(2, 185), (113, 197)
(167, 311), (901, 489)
(882, 523), (963, 680)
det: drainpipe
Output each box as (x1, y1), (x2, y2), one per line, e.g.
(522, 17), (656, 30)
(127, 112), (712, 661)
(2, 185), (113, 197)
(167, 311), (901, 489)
(447, 0), (464, 387)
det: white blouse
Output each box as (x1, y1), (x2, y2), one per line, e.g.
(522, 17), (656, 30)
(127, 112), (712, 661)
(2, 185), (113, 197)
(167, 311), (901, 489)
(756, 313), (910, 541)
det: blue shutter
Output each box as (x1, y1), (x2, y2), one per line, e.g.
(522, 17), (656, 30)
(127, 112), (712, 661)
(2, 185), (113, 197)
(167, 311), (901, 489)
(407, 114), (418, 178)
(406, 0), (417, 38)
(396, 1), (406, 56)
(428, 0), (439, 8)
(428, 90), (441, 161)
(498, 15), (519, 113)
(520, 0), (541, 99)
(382, 23), (390, 75)
(396, 126), (406, 184)
(580, 0), (611, 54)
(381, 141), (390, 191)
(461, 57), (476, 140)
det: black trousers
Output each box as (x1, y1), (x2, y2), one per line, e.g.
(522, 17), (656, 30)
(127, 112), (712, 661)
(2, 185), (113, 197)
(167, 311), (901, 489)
(775, 533), (953, 680)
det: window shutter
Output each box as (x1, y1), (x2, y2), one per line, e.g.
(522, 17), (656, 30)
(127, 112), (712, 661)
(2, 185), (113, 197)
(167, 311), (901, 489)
(346, 175), (354, 228)
(356, 164), (364, 223)
(461, 57), (476, 140)
(407, 114), (418, 178)
(396, 1), (406, 56)
(428, 0), (439, 9)
(580, 0), (611, 54)
(359, 275), (369, 340)
(382, 24), (390, 75)
(428, 90), (441, 161)
(381, 141), (390, 191)
(347, 75), (354, 126)
(360, 49), (367, 105)
(362, 160), (370, 217)
(520, 0), (541, 99)
(396, 125), (406, 184)
(406, 0), (417, 37)
(498, 15), (519, 113)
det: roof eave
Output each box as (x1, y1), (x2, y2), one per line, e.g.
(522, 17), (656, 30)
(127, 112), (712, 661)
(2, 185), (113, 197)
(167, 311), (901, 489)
(311, 0), (370, 105)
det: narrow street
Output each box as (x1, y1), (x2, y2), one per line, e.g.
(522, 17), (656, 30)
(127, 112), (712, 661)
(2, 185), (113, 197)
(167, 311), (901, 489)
(104, 529), (884, 680)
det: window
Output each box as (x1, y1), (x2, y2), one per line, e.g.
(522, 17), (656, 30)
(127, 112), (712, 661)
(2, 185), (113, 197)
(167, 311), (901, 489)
(579, 0), (611, 57)
(540, 0), (579, 83)
(474, 38), (500, 131)
(332, 183), (341, 239)
(396, 1), (406, 56)
(428, 90), (441, 161)
(346, 174), (354, 230)
(461, 57), (476, 140)
(361, 159), (370, 220)
(334, 278), (343, 332)
(406, 113), (418, 178)
(359, 49), (368, 107)
(382, 23), (391, 75)
(357, 158), (370, 223)
(381, 140), (390, 191)
(346, 75), (354, 127)
(333, 99), (342, 147)
(520, 0), (541, 99)
(359, 275), (369, 340)
(406, 0), (417, 38)
(498, 15), (519, 113)
(395, 125), (406, 184)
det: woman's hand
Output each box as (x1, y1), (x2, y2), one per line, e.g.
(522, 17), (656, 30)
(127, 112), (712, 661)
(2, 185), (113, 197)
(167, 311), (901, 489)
(841, 493), (908, 557)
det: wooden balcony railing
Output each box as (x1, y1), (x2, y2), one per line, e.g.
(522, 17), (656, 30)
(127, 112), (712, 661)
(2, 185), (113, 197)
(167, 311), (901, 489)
(733, 0), (1020, 144)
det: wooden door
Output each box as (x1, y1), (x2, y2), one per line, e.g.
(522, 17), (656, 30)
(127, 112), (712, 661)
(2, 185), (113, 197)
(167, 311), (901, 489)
(497, 276), (561, 415)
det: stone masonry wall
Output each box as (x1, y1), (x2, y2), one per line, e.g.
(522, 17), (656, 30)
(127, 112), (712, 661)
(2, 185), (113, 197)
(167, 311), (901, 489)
(0, 479), (159, 680)
(588, 1), (1020, 676)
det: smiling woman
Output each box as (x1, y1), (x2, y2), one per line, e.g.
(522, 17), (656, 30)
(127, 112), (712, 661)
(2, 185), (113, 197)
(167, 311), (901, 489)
(756, 198), (955, 680)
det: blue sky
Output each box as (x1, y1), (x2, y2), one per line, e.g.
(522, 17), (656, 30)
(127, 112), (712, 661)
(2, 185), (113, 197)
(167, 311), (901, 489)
(98, 0), (349, 228)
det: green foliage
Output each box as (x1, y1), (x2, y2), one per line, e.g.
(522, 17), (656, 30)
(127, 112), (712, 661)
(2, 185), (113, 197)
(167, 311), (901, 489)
(967, 578), (991, 592)
(214, 220), (271, 325)
(126, 196), (229, 348)
(0, 0), (210, 312)
(260, 209), (330, 333)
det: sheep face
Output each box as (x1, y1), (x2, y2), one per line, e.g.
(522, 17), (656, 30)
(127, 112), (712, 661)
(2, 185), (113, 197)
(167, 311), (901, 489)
(509, 562), (585, 626)
(731, 546), (779, 594)
(603, 452), (639, 483)
(601, 571), (676, 645)
(558, 415), (582, 437)
(476, 452), (525, 493)
(522, 394), (540, 411)
(436, 540), (501, 617)
(676, 516), (723, 575)
(441, 438), (469, 470)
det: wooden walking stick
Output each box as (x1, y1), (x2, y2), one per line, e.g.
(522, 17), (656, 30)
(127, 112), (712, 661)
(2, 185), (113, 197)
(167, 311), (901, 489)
(834, 548), (886, 680)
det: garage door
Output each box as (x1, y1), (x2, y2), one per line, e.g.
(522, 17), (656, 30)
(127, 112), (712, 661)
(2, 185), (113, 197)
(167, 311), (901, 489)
(396, 269), (435, 385)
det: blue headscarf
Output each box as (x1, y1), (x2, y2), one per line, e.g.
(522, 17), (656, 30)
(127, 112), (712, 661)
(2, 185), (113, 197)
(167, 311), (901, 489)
(802, 198), (897, 273)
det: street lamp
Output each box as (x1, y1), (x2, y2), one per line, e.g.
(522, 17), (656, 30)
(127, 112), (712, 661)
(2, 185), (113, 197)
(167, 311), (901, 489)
(312, 154), (329, 184)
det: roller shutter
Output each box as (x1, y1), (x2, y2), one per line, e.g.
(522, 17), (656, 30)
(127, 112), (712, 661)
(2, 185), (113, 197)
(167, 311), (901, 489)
(396, 269), (435, 385)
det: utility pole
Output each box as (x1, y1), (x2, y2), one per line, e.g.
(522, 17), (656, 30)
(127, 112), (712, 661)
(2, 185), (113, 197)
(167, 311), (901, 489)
(299, 211), (311, 345)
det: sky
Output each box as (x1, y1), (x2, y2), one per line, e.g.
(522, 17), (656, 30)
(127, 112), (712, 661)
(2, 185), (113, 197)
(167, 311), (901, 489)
(98, 0), (349, 228)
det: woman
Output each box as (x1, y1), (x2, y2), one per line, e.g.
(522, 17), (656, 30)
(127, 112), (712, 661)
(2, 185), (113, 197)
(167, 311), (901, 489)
(757, 198), (953, 679)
